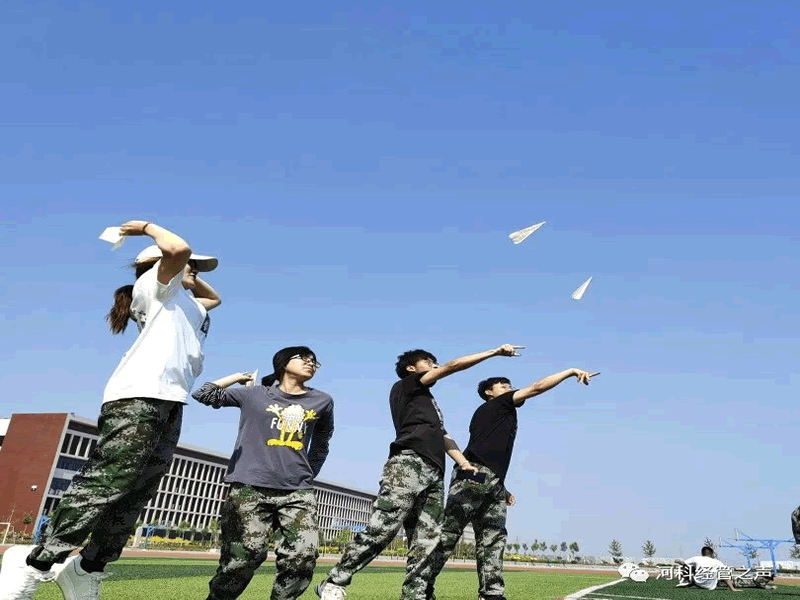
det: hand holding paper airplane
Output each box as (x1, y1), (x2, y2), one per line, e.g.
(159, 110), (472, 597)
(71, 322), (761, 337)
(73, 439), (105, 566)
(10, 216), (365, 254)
(99, 227), (126, 250)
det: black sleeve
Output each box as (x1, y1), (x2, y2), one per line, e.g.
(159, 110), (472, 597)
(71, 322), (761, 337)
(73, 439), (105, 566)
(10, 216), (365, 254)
(308, 399), (334, 478)
(400, 373), (427, 395)
(501, 390), (524, 410)
(191, 382), (244, 409)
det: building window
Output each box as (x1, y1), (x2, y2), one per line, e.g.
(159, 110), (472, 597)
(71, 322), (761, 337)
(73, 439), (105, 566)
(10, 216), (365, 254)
(56, 456), (87, 472)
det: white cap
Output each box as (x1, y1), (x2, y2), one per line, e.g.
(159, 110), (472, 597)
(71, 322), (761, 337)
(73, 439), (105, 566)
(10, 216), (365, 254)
(135, 245), (218, 272)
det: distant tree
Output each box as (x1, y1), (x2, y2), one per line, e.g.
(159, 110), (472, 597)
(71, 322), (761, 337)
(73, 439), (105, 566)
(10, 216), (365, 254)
(334, 528), (353, 549)
(789, 546), (800, 559)
(208, 518), (220, 545)
(513, 543), (520, 554)
(642, 540), (656, 563)
(539, 540), (547, 555)
(522, 543), (528, 555)
(21, 513), (33, 535)
(609, 539), (623, 560)
(550, 544), (558, 554)
(561, 541), (568, 554)
(569, 542), (580, 561)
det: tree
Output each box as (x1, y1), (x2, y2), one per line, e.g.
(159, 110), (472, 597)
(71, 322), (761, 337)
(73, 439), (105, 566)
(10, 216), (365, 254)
(334, 528), (353, 549)
(642, 540), (656, 564)
(208, 518), (220, 545)
(569, 542), (580, 561)
(609, 539), (623, 561)
(550, 544), (558, 554)
(178, 520), (193, 541)
(561, 541), (568, 555)
(512, 543), (520, 554)
(704, 537), (716, 554)
(21, 513), (33, 536)
(522, 543), (528, 555)
(789, 546), (800, 559)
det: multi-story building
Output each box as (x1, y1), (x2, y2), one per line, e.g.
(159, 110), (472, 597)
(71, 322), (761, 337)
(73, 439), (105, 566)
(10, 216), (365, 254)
(0, 413), (375, 542)
(0, 412), (474, 550)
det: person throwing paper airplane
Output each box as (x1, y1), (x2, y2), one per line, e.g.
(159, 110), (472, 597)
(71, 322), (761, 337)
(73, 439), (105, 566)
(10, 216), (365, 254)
(428, 367), (596, 600)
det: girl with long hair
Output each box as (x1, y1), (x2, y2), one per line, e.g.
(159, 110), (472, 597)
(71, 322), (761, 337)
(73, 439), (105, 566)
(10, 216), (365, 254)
(0, 220), (222, 600)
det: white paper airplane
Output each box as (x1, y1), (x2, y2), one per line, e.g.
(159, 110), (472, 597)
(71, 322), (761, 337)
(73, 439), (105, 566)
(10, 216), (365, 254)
(245, 369), (259, 387)
(571, 276), (593, 300)
(99, 226), (126, 250)
(508, 221), (545, 244)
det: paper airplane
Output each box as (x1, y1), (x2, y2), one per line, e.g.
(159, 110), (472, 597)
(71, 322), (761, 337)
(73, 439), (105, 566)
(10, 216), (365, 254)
(508, 221), (545, 244)
(245, 369), (259, 387)
(99, 226), (126, 250)
(571, 276), (593, 300)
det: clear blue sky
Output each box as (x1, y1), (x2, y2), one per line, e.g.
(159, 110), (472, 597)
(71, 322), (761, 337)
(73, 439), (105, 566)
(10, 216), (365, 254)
(2, 0), (799, 563)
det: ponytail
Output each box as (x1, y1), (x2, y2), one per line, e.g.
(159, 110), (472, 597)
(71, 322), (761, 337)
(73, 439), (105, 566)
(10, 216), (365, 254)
(262, 373), (279, 387)
(105, 258), (158, 335)
(106, 285), (134, 334)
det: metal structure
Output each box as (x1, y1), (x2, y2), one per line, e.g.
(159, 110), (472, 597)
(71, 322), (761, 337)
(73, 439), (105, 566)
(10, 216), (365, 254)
(719, 529), (794, 575)
(33, 515), (50, 544)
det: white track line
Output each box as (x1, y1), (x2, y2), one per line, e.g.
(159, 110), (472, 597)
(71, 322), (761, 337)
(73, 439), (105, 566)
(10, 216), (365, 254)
(583, 595), (671, 600)
(565, 578), (626, 600)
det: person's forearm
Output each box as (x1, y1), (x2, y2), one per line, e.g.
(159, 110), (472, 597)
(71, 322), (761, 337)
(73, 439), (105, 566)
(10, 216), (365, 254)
(212, 373), (246, 388)
(144, 223), (191, 256)
(193, 276), (221, 302)
(441, 348), (499, 375)
(527, 369), (577, 395)
(444, 436), (470, 467)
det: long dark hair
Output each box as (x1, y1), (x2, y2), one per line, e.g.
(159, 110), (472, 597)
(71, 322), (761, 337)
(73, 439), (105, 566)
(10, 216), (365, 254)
(106, 260), (158, 334)
(262, 346), (317, 387)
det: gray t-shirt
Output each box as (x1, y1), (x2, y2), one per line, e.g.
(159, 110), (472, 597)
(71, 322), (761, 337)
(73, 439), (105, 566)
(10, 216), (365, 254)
(192, 382), (334, 489)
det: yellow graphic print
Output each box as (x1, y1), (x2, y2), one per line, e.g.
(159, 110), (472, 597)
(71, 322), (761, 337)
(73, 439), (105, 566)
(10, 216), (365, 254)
(265, 404), (318, 451)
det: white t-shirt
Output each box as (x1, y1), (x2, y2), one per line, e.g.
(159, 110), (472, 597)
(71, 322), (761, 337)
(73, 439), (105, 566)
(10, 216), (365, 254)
(103, 262), (210, 404)
(685, 556), (727, 590)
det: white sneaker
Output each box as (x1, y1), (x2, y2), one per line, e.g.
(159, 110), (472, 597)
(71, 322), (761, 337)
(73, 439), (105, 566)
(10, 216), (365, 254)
(0, 545), (54, 600)
(55, 555), (110, 600)
(316, 581), (347, 600)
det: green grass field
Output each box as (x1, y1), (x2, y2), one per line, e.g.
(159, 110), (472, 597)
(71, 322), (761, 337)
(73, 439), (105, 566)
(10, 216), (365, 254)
(0, 557), (617, 600)
(582, 576), (800, 600)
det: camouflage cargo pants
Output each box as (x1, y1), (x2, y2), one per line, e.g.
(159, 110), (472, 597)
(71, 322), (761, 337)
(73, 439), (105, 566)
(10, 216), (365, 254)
(326, 450), (444, 600)
(792, 505), (800, 544)
(431, 464), (508, 600)
(29, 398), (182, 565)
(208, 484), (319, 600)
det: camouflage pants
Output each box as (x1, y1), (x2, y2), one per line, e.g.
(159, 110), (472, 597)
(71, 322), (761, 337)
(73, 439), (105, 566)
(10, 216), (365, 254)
(208, 484), (319, 600)
(792, 505), (800, 543)
(431, 464), (508, 600)
(327, 450), (444, 600)
(29, 398), (182, 565)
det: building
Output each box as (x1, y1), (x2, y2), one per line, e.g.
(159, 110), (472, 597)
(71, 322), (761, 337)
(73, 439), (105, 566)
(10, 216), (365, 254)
(0, 413), (375, 542)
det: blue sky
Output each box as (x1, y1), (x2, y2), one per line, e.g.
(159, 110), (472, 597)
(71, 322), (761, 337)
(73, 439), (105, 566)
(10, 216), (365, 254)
(2, 0), (799, 562)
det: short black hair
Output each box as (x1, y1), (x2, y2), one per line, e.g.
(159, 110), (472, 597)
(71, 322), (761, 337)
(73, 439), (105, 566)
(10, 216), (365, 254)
(478, 377), (511, 401)
(701, 546), (715, 558)
(395, 349), (437, 379)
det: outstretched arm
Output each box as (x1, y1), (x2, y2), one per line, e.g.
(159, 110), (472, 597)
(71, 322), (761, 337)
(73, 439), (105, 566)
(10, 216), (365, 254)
(420, 344), (522, 386)
(511, 369), (593, 406)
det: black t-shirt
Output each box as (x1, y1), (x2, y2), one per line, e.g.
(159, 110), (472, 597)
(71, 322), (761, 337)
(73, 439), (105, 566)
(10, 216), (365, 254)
(388, 373), (447, 473)
(463, 391), (525, 483)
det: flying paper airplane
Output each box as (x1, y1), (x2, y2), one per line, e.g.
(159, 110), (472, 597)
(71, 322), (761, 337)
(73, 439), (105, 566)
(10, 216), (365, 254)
(99, 226), (126, 250)
(508, 221), (545, 244)
(571, 276), (593, 300)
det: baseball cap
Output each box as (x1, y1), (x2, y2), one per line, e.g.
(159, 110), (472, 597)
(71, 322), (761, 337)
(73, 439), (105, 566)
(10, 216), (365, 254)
(135, 245), (218, 272)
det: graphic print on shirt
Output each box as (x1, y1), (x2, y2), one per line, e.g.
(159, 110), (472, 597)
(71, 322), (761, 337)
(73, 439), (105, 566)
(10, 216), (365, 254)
(265, 403), (318, 450)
